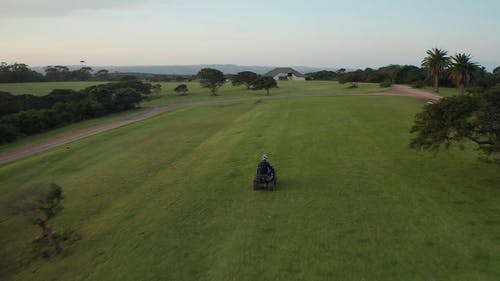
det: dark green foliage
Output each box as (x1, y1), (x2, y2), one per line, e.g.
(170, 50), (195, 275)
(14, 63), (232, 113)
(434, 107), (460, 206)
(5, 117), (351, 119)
(119, 75), (138, 81)
(397, 65), (426, 84)
(197, 68), (225, 96)
(306, 70), (338, 80)
(85, 80), (152, 95)
(45, 66), (94, 82)
(308, 65), (425, 85)
(378, 65), (402, 84)
(411, 80), (425, 88)
(410, 87), (500, 163)
(338, 69), (366, 83)
(0, 81), (152, 143)
(251, 76), (278, 95)
(94, 69), (110, 81)
(174, 84), (189, 95)
(0, 63), (45, 83)
(44, 65), (69, 81)
(232, 71), (258, 89)
(379, 80), (392, 88)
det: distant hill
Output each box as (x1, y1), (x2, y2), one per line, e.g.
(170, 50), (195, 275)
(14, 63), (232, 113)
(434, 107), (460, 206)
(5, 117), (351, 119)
(32, 64), (337, 75)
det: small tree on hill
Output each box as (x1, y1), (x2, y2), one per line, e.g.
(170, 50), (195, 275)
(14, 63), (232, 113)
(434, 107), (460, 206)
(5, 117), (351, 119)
(8, 183), (64, 257)
(232, 71), (258, 89)
(252, 76), (278, 95)
(197, 68), (225, 96)
(174, 84), (189, 95)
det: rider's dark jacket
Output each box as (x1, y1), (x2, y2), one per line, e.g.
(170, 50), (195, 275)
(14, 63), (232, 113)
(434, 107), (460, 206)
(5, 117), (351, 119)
(257, 161), (275, 177)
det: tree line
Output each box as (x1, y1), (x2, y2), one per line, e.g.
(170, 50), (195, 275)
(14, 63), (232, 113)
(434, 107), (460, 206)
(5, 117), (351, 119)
(0, 81), (153, 143)
(306, 58), (500, 93)
(197, 68), (278, 96)
(0, 63), (194, 83)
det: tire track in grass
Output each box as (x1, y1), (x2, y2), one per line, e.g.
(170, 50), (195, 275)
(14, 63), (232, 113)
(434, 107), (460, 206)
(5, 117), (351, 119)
(72, 102), (267, 280)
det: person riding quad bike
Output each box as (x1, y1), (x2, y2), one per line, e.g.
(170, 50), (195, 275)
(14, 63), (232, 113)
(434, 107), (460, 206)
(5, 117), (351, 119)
(253, 154), (277, 191)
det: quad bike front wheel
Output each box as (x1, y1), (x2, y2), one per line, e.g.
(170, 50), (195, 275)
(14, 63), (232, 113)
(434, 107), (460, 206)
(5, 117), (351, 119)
(253, 179), (263, 190)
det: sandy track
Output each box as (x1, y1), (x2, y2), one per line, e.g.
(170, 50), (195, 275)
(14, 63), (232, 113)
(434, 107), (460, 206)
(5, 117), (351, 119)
(0, 85), (440, 166)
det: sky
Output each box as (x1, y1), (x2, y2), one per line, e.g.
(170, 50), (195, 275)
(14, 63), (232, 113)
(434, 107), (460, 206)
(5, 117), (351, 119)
(1, 0), (499, 70)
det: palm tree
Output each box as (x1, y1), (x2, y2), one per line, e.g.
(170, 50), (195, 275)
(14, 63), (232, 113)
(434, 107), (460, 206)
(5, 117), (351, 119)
(421, 48), (451, 93)
(449, 53), (478, 96)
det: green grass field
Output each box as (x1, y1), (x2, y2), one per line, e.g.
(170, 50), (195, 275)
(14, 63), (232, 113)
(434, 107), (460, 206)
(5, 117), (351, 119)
(0, 80), (382, 100)
(0, 81), (108, 96)
(142, 81), (384, 106)
(1, 96), (498, 280)
(0, 81), (383, 154)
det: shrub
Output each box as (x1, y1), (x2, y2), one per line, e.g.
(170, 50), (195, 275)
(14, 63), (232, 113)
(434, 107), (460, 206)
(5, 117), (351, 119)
(412, 80), (425, 88)
(174, 84), (189, 95)
(379, 80), (392, 88)
(347, 82), (359, 89)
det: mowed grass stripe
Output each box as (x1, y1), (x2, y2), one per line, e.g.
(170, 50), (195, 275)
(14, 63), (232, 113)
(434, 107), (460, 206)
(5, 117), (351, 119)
(1, 97), (498, 280)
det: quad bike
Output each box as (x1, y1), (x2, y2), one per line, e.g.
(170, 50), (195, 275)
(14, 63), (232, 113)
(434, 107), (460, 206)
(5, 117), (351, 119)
(253, 173), (277, 191)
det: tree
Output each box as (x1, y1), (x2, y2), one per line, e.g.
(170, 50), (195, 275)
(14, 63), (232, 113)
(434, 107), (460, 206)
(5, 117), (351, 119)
(396, 65), (426, 84)
(8, 184), (64, 256)
(493, 66), (500, 85)
(378, 65), (402, 85)
(422, 48), (451, 93)
(73, 67), (93, 81)
(252, 76), (278, 95)
(232, 71), (258, 89)
(410, 87), (499, 163)
(44, 65), (70, 81)
(0, 63), (44, 83)
(174, 84), (189, 95)
(94, 69), (109, 81)
(197, 68), (225, 96)
(449, 53), (479, 96)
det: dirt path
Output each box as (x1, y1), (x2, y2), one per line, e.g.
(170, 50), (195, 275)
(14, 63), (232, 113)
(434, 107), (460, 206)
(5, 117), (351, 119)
(0, 85), (440, 166)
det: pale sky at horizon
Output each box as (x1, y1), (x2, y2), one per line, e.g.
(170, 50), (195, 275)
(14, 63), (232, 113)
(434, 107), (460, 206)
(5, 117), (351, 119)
(1, 0), (499, 70)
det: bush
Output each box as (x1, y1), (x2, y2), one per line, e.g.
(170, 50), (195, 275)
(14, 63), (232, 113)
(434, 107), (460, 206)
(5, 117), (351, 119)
(0, 123), (20, 143)
(379, 80), (392, 88)
(174, 84), (189, 95)
(0, 81), (152, 143)
(411, 80), (425, 88)
(347, 82), (359, 89)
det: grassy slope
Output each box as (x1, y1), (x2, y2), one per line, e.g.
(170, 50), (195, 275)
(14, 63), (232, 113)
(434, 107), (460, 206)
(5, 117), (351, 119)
(0, 81), (110, 96)
(143, 81), (383, 106)
(0, 81), (382, 154)
(0, 81), (108, 96)
(0, 81), (382, 98)
(1, 97), (498, 280)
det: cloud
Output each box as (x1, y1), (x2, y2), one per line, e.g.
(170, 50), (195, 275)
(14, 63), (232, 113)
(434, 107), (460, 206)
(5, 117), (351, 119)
(0, 0), (167, 18)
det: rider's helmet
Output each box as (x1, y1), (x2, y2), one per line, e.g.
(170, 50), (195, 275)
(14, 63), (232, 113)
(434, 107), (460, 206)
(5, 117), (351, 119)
(262, 154), (268, 161)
